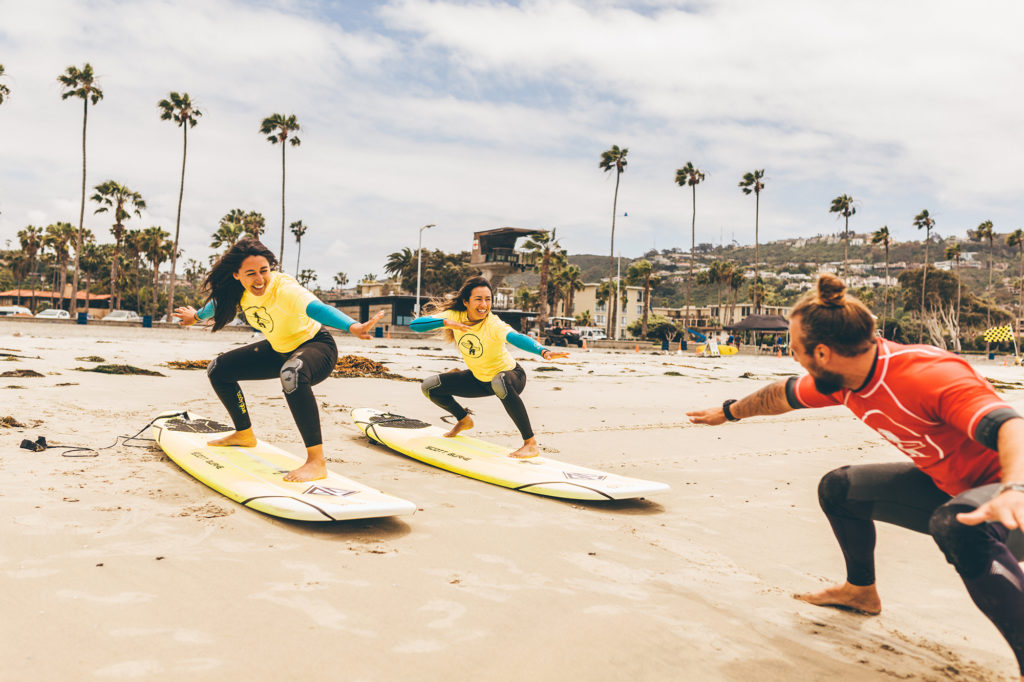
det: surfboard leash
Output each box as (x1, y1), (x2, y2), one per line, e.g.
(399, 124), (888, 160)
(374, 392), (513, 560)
(19, 411), (190, 458)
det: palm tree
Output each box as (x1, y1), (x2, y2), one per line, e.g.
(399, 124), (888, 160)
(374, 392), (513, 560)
(361, 273), (378, 283)
(334, 272), (349, 289)
(242, 211), (266, 239)
(945, 243), (963, 349)
(698, 259), (732, 325)
(142, 226), (172, 316)
(123, 228), (146, 313)
(575, 309), (593, 327)
(58, 63), (103, 315)
(0, 64), (10, 105)
(972, 220), (996, 342)
(298, 269), (318, 289)
(829, 194), (856, 276)
(1007, 229), (1024, 340)
(43, 222), (75, 310)
(626, 259), (658, 338)
(599, 145), (628, 337)
(77, 233), (101, 312)
(259, 113), (301, 265)
(871, 226), (892, 338)
(675, 162), (705, 325)
(17, 225), (44, 284)
(211, 211), (246, 252)
(521, 229), (564, 330)
(727, 267), (745, 324)
(556, 264), (585, 317)
(738, 170), (766, 312)
(384, 247), (415, 282)
(158, 91), (202, 319)
(91, 180), (145, 310)
(290, 220), (308, 276)
(913, 209), (936, 343)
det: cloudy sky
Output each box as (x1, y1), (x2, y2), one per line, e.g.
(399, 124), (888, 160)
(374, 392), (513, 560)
(1, 0), (1022, 284)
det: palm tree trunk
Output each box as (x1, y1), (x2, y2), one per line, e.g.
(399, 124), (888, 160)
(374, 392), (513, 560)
(688, 184), (695, 328)
(919, 233), (929, 343)
(279, 144), (286, 266)
(537, 254), (550, 330)
(110, 229), (119, 310)
(167, 123), (187, 319)
(1018, 250), (1023, 341)
(843, 215), (849, 277)
(754, 192), (760, 313)
(987, 238), (993, 355)
(153, 262), (160, 317)
(642, 275), (650, 338)
(607, 170), (620, 338)
(71, 99), (87, 316)
(884, 246), (890, 339)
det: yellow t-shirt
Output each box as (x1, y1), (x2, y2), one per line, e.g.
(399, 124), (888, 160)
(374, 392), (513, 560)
(239, 271), (319, 352)
(442, 309), (516, 382)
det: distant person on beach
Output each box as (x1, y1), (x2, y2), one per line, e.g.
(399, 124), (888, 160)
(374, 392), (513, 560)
(174, 238), (383, 482)
(687, 273), (1024, 680)
(410, 275), (568, 458)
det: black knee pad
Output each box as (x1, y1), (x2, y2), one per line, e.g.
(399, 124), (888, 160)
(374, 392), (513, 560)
(929, 503), (993, 578)
(206, 355), (220, 381)
(817, 466), (852, 516)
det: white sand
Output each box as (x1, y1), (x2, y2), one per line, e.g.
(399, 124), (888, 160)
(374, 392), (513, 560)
(0, 319), (1021, 681)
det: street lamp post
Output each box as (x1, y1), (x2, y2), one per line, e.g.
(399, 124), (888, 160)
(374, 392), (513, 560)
(415, 223), (435, 317)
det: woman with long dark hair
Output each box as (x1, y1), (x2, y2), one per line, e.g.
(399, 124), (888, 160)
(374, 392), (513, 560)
(174, 237), (383, 482)
(410, 275), (568, 458)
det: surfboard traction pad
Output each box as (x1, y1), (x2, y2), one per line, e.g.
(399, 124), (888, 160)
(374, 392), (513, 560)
(365, 413), (432, 429)
(162, 417), (232, 434)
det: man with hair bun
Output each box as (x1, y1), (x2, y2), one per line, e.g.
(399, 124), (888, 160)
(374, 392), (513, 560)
(688, 273), (1024, 679)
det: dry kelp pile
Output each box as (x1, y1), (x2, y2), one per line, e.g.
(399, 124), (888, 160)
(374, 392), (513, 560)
(0, 369), (44, 378)
(332, 355), (414, 381)
(167, 360), (210, 370)
(0, 415), (25, 428)
(75, 364), (165, 377)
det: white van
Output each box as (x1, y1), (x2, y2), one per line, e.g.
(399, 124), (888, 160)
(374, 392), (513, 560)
(577, 326), (607, 342)
(0, 305), (32, 317)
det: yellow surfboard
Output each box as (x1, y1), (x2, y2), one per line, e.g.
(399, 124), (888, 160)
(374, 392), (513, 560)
(152, 411), (416, 522)
(351, 408), (669, 501)
(696, 343), (738, 356)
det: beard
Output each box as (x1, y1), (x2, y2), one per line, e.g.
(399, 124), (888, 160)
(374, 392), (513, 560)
(811, 369), (845, 395)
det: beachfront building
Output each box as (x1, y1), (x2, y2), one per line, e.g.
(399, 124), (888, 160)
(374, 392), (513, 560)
(562, 281), (645, 338)
(0, 287), (111, 316)
(652, 302), (790, 330)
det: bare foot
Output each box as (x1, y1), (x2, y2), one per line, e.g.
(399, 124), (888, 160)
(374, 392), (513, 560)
(208, 429), (257, 447)
(283, 459), (327, 482)
(444, 415), (473, 438)
(794, 581), (882, 615)
(509, 438), (540, 459)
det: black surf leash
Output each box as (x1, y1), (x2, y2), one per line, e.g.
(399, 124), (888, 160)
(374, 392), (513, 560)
(18, 411), (190, 458)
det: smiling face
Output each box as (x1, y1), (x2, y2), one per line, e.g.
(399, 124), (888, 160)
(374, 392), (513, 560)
(463, 285), (492, 322)
(233, 255), (272, 297)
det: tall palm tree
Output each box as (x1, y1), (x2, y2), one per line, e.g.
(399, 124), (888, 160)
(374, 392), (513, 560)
(259, 113), (301, 265)
(521, 229), (564, 330)
(384, 247), (415, 282)
(290, 220), (308, 276)
(871, 226), (892, 338)
(43, 222), (75, 310)
(675, 162), (705, 326)
(158, 91), (202, 319)
(972, 220), (996, 342)
(17, 225), (44, 284)
(599, 145), (628, 337)
(913, 209), (936, 343)
(1007, 229), (1024, 340)
(91, 180), (145, 310)
(829, 194), (856, 276)
(0, 64), (10, 105)
(626, 259), (658, 338)
(945, 243), (963, 349)
(142, 226), (172, 316)
(738, 170), (766, 312)
(58, 63), (103, 315)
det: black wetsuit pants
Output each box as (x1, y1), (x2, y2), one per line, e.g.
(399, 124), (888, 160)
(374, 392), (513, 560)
(420, 364), (534, 440)
(206, 330), (338, 448)
(818, 462), (1024, 674)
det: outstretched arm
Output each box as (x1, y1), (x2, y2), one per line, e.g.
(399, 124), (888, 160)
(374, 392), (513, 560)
(305, 300), (385, 339)
(957, 417), (1024, 530)
(174, 300), (214, 326)
(505, 330), (569, 360)
(686, 379), (794, 426)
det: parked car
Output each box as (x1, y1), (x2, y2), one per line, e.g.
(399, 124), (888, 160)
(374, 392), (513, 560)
(0, 305), (33, 317)
(101, 310), (142, 322)
(35, 308), (71, 319)
(577, 326), (608, 342)
(542, 317), (583, 347)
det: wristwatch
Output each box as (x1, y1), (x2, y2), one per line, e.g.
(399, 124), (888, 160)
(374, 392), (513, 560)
(998, 482), (1024, 495)
(722, 399), (740, 422)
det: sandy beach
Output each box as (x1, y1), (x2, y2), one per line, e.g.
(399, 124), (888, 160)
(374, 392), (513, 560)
(1, 319), (1021, 681)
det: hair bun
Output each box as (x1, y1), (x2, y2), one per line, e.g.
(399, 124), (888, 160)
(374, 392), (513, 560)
(817, 273), (846, 306)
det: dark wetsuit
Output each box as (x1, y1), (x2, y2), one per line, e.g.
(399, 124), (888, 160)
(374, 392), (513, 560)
(785, 338), (1024, 674)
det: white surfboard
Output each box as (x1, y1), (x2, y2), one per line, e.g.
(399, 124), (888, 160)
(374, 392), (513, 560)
(351, 408), (669, 501)
(151, 410), (416, 522)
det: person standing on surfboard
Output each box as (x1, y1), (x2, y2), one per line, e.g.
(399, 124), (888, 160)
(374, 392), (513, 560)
(411, 276), (568, 459)
(687, 274), (1024, 680)
(173, 238), (384, 482)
